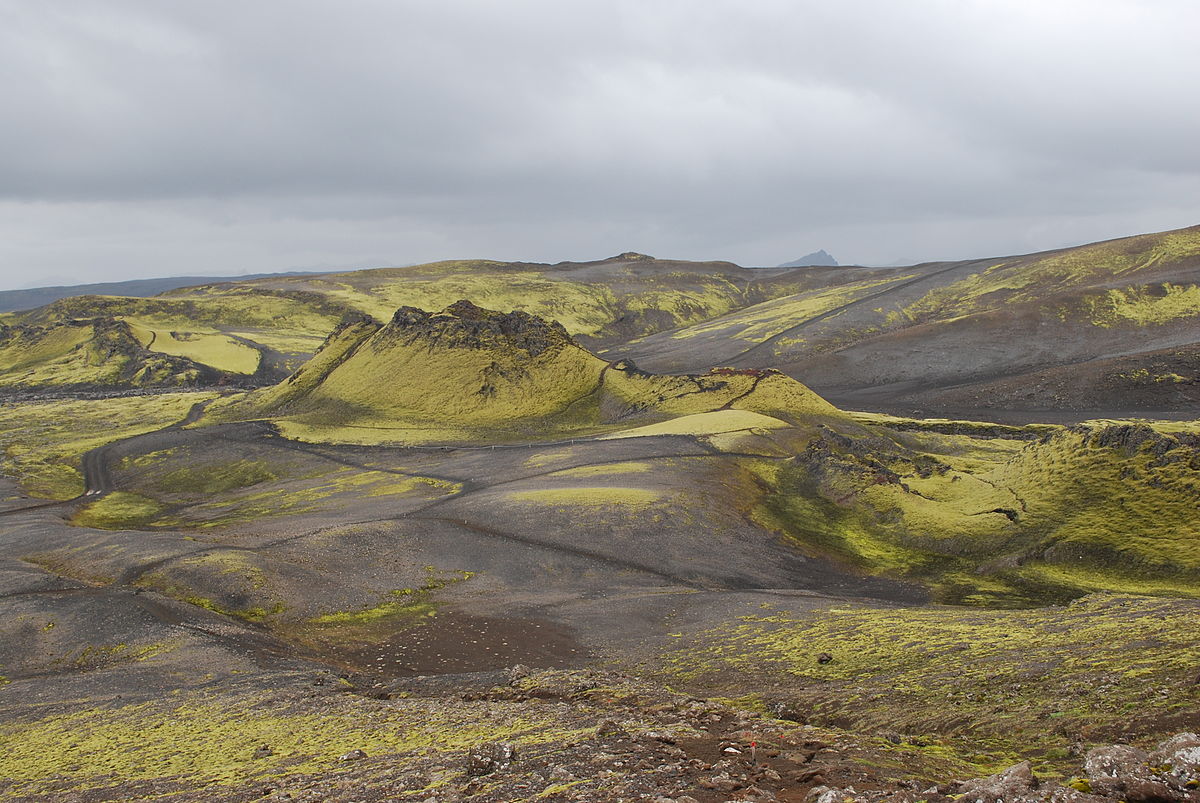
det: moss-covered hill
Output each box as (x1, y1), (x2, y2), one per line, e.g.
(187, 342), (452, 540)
(616, 225), (1200, 413)
(751, 413), (1200, 606)
(215, 300), (841, 443)
(0, 316), (251, 389)
(0, 253), (862, 391)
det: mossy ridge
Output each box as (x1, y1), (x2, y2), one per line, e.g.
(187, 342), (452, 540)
(0, 317), (221, 388)
(0, 690), (581, 797)
(6, 289), (350, 385)
(0, 392), (216, 499)
(4, 252), (837, 391)
(755, 416), (1200, 606)
(660, 593), (1200, 772)
(199, 254), (834, 343)
(902, 227), (1200, 323)
(666, 274), (916, 343)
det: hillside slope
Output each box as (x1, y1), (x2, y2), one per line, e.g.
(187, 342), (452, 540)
(615, 225), (1200, 414)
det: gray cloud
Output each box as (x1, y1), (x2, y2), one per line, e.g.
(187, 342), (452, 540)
(1, 0), (1199, 288)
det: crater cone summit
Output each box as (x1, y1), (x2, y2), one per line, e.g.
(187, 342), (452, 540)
(221, 300), (840, 443)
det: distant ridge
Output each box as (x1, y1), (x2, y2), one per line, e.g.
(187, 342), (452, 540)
(0, 271), (325, 313)
(778, 249), (838, 268)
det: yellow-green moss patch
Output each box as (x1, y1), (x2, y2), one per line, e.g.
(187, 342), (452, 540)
(506, 487), (661, 507)
(71, 492), (167, 530)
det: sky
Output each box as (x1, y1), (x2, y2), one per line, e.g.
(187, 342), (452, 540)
(1, 1), (1199, 290)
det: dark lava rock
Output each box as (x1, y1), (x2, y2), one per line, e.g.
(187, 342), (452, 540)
(388, 300), (574, 357)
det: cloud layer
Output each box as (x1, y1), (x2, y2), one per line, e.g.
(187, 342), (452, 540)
(2, 0), (1199, 287)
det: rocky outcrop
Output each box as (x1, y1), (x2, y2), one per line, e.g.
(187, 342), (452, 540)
(806, 733), (1200, 803)
(385, 300), (575, 357)
(1073, 423), (1200, 460)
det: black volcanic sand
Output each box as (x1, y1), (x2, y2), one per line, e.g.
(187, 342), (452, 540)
(0, 417), (927, 712)
(314, 610), (586, 679)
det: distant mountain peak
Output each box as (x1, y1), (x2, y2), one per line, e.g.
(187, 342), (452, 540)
(609, 252), (655, 262)
(778, 250), (838, 268)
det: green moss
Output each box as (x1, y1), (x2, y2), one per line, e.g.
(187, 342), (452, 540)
(154, 459), (279, 495)
(308, 592), (437, 626)
(0, 690), (583, 797)
(757, 416), (1200, 605)
(667, 275), (912, 344)
(127, 322), (261, 374)
(308, 567), (473, 626)
(136, 573), (284, 623)
(135, 555), (286, 623)
(71, 492), (167, 530)
(67, 641), (174, 670)
(551, 461), (652, 478)
(662, 594), (1200, 771)
(507, 487), (661, 507)
(599, 409), (789, 439)
(0, 392), (216, 499)
(151, 466), (458, 529)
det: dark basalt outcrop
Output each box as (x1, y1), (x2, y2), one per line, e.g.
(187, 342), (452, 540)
(386, 299), (574, 357)
(1074, 422), (1200, 458)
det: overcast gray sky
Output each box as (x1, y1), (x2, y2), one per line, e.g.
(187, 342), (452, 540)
(1, 0), (1199, 289)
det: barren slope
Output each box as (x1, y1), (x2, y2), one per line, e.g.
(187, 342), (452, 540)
(615, 225), (1200, 415)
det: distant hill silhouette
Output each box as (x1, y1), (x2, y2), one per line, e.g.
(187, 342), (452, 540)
(778, 249), (838, 267)
(0, 272), (320, 313)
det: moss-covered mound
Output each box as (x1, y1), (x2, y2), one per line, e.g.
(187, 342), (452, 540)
(753, 414), (1200, 605)
(0, 316), (238, 388)
(216, 301), (842, 443)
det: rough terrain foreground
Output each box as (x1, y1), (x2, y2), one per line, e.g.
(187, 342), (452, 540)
(0, 302), (1198, 801)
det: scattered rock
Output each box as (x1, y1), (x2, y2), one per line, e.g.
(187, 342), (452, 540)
(1151, 732), (1200, 786)
(1084, 740), (1200, 802)
(252, 744), (273, 759)
(959, 760), (1041, 803)
(817, 652), (834, 665)
(467, 742), (517, 776)
(338, 749), (367, 762)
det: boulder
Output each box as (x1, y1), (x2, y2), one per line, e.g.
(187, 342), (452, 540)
(467, 742), (517, 776)
(1084, 742), (1197, 802)
(958, 761), (1041, 803)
